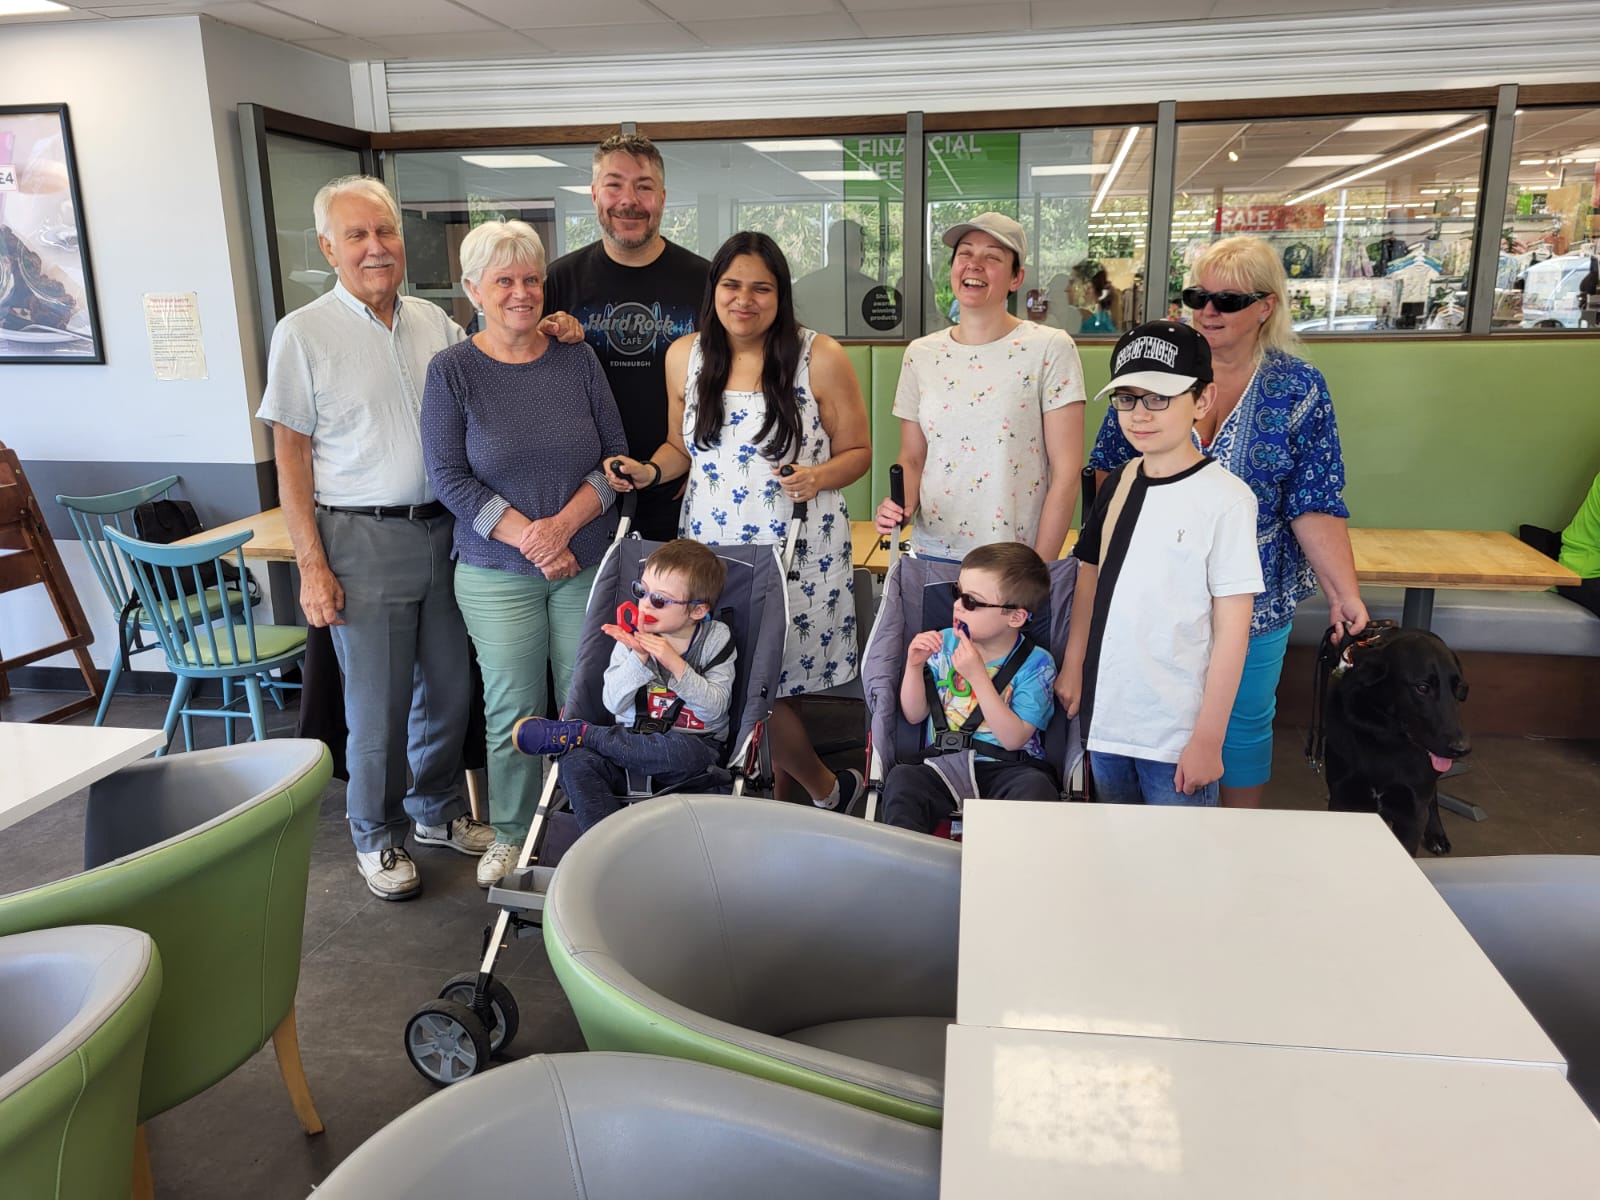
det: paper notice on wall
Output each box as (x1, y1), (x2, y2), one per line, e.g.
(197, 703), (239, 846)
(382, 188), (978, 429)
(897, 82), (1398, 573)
(143, 292), (208, 381)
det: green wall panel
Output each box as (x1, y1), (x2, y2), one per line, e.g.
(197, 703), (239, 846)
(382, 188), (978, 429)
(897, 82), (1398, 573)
(847, 337), (1600, 532)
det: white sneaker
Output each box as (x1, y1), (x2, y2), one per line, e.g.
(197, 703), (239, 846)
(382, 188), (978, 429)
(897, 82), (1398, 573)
(415, 814), (495, 856)
(476, 842), (518, 889)
(356, 846), (421, 901)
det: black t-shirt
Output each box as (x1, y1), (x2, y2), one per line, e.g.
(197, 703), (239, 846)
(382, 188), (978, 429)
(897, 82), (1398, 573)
(545, 239), (710, 541)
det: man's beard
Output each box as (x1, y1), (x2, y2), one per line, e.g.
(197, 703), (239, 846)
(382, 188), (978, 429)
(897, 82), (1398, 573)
(600, 208), (659, 251)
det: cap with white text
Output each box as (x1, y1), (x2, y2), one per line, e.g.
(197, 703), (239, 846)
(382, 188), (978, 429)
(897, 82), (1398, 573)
(1094, 319), (1213, 400)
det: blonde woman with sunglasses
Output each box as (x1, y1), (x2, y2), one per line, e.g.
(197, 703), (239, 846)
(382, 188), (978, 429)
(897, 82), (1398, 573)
(1087, 235), (1368, 809)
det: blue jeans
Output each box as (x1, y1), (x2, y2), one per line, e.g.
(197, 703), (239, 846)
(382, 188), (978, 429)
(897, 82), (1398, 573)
(560, 726), (724, 831)
(454, 562), (596, 843)
(1090, 751), (1219, 807)
(318, 509), (470, 853)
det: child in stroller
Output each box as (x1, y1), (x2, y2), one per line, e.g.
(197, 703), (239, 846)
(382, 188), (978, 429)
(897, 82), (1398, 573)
(513, 539), (737, 830)
(862, 544), (1083, 832)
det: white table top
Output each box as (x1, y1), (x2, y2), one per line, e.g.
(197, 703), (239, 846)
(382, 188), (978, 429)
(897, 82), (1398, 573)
(0, 723), (165, 832)
(957, 801), (1564, 1068)
(940, 1024), (1600, 1199)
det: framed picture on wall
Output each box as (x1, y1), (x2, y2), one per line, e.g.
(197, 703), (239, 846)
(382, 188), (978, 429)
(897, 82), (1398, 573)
(0, 104), (104, 365)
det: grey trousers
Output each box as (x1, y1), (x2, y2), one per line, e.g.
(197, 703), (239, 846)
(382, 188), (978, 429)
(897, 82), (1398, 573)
(318, 509), (470, 853)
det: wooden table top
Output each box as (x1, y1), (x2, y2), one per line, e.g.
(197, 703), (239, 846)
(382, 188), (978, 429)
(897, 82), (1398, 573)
(174, 506), (295, 563)
(1348, 528), (1579, 591)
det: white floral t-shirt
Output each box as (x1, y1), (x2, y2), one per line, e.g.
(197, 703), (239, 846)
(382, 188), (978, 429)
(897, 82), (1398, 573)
(893, 322), (1086, 560)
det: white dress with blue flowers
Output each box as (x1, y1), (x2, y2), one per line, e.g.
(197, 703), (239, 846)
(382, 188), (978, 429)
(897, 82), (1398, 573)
(680, 329), (858, 696)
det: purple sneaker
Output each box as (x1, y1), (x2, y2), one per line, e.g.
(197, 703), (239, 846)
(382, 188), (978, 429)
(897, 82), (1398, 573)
(513, 716), (589, 756)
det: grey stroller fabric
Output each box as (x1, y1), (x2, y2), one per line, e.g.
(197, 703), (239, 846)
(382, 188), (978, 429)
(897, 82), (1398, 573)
(861, 554), (1082, 795)
(563, 537), (790, 778)
(312, 1052), (941, 1200)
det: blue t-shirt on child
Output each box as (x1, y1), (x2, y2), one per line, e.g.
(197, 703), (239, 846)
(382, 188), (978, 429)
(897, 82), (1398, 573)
(923, 629), (1055, 760)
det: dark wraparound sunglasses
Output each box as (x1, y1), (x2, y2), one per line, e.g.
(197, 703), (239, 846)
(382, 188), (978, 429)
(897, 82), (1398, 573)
(956, 591), (1024, 614)
(1182, 287), (1268, 313)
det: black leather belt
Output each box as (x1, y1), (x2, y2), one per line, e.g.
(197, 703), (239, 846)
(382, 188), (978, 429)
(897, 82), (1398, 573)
(317, 501), (446, 520)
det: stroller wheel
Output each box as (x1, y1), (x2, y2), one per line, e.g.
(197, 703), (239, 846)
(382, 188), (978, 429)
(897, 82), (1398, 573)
(437, 973), (520, 1054)
(404, 999), (491, 1087)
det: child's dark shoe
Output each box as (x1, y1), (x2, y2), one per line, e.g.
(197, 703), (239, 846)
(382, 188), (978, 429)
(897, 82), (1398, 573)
(513, 716), (589, 756)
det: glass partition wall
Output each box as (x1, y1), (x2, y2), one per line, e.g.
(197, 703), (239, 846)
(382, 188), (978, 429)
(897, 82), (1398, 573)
(377, 87), (1599, 340)
(1170, 112), (1489, 333)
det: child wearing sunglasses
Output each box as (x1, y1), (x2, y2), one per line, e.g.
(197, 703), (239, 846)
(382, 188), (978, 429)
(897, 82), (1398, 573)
(881, 542), (1060, 834)
(1057, 321), (1262, 806)
(512, 539), (736, 830)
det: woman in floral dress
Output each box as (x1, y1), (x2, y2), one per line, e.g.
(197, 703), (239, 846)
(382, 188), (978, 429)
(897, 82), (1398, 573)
(608, 232), (872, 811)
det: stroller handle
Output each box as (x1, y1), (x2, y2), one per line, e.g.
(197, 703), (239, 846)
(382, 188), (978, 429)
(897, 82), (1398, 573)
(778, 465), (807, 580)
(609, 459), (638, 539)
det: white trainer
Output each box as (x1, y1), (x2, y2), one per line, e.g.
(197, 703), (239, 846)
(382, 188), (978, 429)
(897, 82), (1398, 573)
(415, 815), (495, 856)
(476, 842), (518, 889)
(356, 846), (421, 901)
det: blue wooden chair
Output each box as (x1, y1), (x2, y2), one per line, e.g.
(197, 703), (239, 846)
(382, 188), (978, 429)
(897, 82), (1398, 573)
(103, 526), (307, 753)
(55, 476), (186, 726)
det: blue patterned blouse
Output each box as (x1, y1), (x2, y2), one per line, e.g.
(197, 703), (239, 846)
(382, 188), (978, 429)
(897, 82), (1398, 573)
(1088, 349), (1350, 636)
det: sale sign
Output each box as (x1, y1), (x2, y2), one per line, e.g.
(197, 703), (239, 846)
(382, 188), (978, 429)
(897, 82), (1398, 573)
(1213, 204), (1326, 233)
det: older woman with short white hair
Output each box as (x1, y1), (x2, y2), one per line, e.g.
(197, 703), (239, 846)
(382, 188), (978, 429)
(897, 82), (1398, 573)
(422, 219), (627, 887)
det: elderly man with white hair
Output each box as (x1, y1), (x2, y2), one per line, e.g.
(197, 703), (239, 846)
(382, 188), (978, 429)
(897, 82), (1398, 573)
(421, 219), (626, 888)
(258, 174), (492, 902)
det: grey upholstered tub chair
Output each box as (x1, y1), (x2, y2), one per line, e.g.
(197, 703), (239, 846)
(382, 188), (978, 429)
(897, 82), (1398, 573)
(314, 1052), (940, 1199)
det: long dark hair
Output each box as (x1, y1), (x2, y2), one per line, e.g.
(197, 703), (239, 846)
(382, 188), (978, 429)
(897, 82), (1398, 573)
(692, 231), (803, 462)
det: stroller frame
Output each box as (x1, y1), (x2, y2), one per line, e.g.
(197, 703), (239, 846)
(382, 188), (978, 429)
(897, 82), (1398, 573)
(405, 488), (806, 1086)
(858, 550), (1084, 825)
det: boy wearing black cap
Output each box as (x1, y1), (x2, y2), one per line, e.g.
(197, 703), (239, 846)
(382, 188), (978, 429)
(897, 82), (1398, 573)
(1056, 321), (1263, 806)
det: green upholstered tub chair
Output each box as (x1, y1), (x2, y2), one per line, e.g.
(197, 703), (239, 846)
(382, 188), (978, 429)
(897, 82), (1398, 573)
(543, 794), (959, 1127)
(315, 1052), (940, 1199)
(0, 739), (332, 1193)
(0, 925), (162, 1200)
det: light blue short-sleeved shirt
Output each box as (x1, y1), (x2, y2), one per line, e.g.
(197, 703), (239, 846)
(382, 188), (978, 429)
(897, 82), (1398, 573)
(257, 281), (464, 507)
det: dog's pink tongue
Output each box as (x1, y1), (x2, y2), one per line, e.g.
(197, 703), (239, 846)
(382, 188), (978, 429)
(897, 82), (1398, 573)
(1429, 753), (1454, 774)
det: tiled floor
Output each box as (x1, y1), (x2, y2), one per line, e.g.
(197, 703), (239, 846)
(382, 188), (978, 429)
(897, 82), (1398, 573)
(1, 685), (1596, 1197)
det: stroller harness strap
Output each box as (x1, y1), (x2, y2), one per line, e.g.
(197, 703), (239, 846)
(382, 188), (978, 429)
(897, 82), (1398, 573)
(631, 608), (737, 735)
(920, 634), (1037, 765)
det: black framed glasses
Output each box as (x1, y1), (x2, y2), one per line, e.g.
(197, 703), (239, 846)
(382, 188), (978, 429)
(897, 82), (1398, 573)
(1108, 390), (1178, 412)
(1181, 287), (1267, 313)
(631, 579), (699, 609)
(955, 591), (1021, 614)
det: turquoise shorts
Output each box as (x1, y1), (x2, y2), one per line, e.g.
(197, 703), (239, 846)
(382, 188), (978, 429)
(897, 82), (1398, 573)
(1219, 623), (1292, 789)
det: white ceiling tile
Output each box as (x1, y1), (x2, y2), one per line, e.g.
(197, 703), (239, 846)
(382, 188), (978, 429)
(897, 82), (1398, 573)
(291, 33), (394, 59)
(199, 2), (338, 39)
(368, 28), (548, 57)
(1208, 0), (1372, 14)
(528, 21), (705, 52)
(271, 0), (498, 38)
(81, 3), (203, 12)
(656, 0), (837, 20)
(1029, 0), (1206, 29)
(71, 0), (189, 7)
(853, 3), (1027, 35)
(460, 0), (664, 25)
(685, 12), (864, 46)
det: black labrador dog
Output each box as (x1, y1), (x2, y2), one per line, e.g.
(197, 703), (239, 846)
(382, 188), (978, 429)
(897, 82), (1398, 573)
(1320, 627), (1471, 856)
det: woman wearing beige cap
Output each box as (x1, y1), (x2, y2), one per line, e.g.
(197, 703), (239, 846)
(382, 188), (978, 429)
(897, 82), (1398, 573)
(875, 212), (1086, 562)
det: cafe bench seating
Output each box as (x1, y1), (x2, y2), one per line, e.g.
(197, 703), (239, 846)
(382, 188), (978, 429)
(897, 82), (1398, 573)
(542, 794), (959, 1127)
(1283, 588), (1600, 738)
(1290, 587), (1600, 657)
